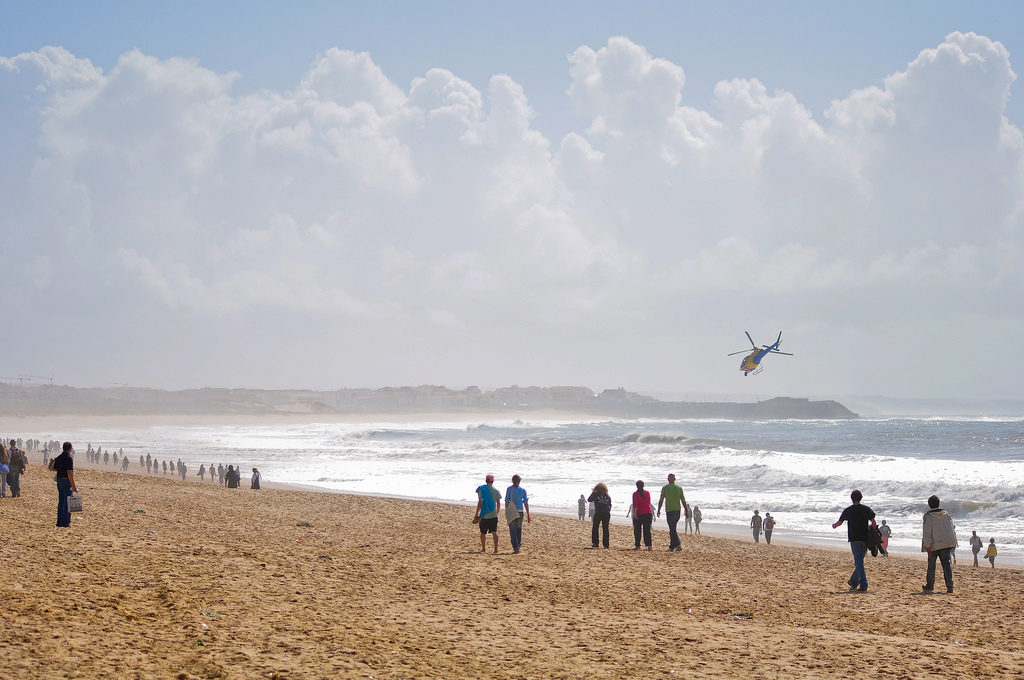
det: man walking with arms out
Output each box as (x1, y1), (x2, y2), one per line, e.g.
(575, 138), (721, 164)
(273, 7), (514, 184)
(921, 495), (957, 593)
(832, 489), (877, 592)
(656, 473), (686, 552)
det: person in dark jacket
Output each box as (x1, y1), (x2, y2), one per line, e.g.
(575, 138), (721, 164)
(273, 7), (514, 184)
(588, 483), (612, 548)
(832, 489), (877, 592)
(225, 465), (241, 488)
(52, 441), (79, 527)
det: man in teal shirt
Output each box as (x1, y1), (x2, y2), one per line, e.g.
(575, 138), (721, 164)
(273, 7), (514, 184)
(474, 474), (502, 554)
(656, 473), (687, 552)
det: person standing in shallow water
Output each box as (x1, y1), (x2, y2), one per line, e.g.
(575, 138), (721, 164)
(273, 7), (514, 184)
(832, 489), (877, 592)
(53, 441), (78, 527)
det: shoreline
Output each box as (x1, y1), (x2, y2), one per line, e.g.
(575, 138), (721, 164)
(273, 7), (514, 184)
(60, 460), (1024, 568)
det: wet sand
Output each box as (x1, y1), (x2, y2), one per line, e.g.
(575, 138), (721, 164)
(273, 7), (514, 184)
(2, 464), (1021, 679)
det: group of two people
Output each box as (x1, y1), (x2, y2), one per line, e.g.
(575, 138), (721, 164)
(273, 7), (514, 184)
(586, 474), (692, 552)
(0, 439), (28, 498)
(473, 474), (531, 554)
(833, 489), (996, 594)
(749, 510), (776, 544)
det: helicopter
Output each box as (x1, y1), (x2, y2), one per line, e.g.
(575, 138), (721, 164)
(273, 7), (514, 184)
(728, 331), (793, 376)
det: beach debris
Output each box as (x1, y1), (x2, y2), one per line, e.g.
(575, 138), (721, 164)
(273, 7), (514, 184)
(317, 554), (332, 560)
(954, 640), (966, 646)
(134, 509), (146, 514)
(203, 611), (224, 618)
(296, 521), (312, 527)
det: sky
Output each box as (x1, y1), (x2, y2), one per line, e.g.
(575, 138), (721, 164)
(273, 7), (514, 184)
(2, 2), (1023, 400)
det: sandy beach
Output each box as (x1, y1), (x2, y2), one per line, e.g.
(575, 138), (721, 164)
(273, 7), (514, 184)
(1, 464), (1021, 680)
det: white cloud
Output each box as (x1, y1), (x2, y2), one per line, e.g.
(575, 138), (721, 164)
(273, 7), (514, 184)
(1, 34), (1022, 397)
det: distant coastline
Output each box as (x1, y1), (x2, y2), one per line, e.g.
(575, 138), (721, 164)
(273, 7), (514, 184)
(0, 383), (858, 419)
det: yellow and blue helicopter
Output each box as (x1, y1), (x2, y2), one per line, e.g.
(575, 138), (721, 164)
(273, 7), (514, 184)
(728, 331), (793, 376)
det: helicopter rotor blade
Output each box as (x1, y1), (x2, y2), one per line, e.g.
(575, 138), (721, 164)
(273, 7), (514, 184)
(727, 350), (750, 356)
(745, 331), (756, 349)
(769, 350), (794, 356)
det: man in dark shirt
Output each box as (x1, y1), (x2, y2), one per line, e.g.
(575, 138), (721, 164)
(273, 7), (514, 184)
(53, 441), (79, 528)
(832, 489), (877, 592)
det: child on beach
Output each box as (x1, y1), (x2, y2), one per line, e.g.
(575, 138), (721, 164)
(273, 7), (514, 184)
(985, 539), (997, 568)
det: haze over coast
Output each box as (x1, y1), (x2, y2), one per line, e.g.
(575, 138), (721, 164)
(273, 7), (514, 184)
(0, 382), (857, 419)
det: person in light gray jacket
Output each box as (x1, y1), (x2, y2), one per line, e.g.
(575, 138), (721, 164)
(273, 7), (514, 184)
(921, 494), (958, 594)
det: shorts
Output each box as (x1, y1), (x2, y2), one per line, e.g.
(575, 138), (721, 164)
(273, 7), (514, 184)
(479, 517), (498, 534)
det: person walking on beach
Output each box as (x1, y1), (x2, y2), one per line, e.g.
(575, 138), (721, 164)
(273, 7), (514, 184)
(832, 490), (877, 592)
(693, 505), (702, 535)
(683, 503), (693, 534)
(588, 483), (612, 548)
(505, 475), (531, 554)
(969, 531), (984, 567)
(0, 443), (9, 498)
(225, 465), (240, 489)
(251, 468), (261, 489)
(53, 442), (78, 528)
(878, 520), (891, 556)
(198, 464), (206, 482)
(474, 474), (502, 554)
(121, 456), (129, 471)
(631, 480), (654, 551)
(656, 473), (686, 552)
(7, 439), (27, 498)
(578, 494), (587, 521)
(750, 510), (762, 543)
(985, 538), (997, 568)
(763, 512), (775, 544)
(921, 494), (957, 594)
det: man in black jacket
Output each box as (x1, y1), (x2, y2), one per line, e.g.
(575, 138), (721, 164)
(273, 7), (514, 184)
(832, 489), (877, 592)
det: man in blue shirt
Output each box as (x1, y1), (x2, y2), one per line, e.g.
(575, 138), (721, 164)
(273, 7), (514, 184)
(474, 474), (502, 554)
(505, 475), (532, 554)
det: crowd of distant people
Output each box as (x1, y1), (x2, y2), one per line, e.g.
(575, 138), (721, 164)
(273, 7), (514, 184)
(0, 436), (264, 524)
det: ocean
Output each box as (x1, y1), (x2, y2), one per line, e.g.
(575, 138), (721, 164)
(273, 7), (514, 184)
(30, 415), (1024, 563)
